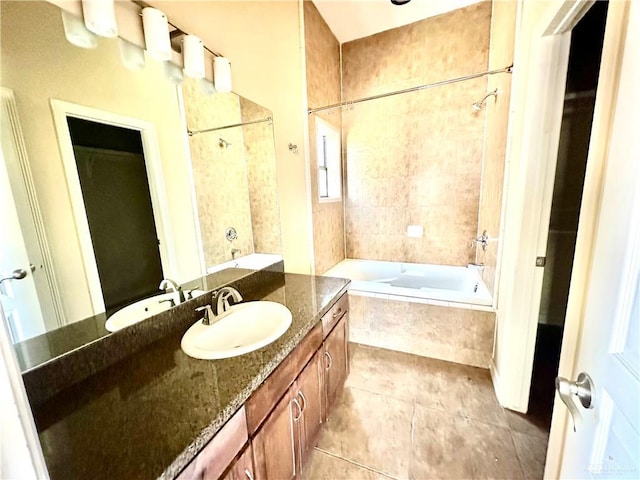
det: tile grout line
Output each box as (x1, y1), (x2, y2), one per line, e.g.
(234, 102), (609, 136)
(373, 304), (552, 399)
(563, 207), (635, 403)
(507, 426), (528, 479)
(313, 446), (399, 480)
(409, 400), (417, 478)
(346, 383), (415, 406)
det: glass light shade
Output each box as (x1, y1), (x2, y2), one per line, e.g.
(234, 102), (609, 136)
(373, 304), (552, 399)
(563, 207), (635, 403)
(81, 0), (118, 38)
(164, 62), (184, 85)
(199, 78), (217, 95)
(182, 35), (205, 79)
(214, 57), (232, 93)
(119, 39), (145, 71)
(61, 10), (98, 49)
(141, 7), (172, 61)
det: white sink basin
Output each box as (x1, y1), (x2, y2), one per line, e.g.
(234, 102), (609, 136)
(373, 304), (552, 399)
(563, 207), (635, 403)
(181, 301), (292, 360)
(105, 289), (205, 332)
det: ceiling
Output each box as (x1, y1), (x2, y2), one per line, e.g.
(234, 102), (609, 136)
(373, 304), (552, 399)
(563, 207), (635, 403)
(311, 0), (484, 44)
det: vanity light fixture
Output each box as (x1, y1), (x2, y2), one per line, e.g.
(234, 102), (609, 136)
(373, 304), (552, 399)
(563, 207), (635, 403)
(61, 10), (98, 49)
(81, 0), (118, 38)
(119, 39), (146, 70)
(164, 61), (184, 85)
(183, 35), (206, 79)
(199, 78), (217, 95)
(214, 56), (233, 93)
(141, 7), (172, 61)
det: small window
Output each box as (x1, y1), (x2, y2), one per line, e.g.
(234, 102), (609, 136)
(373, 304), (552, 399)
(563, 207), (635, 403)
(316, 119), (341, 201)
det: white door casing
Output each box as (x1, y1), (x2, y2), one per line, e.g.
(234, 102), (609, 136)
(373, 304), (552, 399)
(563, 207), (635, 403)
(493, 0), (631, 414)
(0, 88), (63, 339)
(549, 1), (639, 477)
(50, 99), (177, 316)
(0, 149), (46, 342)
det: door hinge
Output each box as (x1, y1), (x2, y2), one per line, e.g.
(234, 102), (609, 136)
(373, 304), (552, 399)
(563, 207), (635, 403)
(536, 256), (546, 267)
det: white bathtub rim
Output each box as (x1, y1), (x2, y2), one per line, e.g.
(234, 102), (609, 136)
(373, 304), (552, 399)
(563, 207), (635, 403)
(324, 258), (493, 308)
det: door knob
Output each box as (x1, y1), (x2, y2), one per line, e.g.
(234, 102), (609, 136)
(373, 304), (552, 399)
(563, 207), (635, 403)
(0, 268), (27, 285)
(555, 372), (595, 432)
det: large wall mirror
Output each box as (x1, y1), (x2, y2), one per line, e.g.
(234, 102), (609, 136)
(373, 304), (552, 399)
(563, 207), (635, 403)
(0, 1), (282, 370)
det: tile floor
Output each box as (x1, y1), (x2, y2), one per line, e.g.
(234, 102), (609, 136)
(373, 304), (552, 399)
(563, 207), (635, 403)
(302, 343), (550, 480)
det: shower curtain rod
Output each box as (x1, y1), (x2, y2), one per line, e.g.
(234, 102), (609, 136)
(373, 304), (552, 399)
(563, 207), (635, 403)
(307, 65), (513, 114)
(187, 116), (273, 136)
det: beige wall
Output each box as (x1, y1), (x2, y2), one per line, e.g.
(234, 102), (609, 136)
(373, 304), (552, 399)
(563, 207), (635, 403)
(341, 2), (492, 265)
(182, 80), (255, 268)
(304, 1), (345, 274)
(153, 1), (313, 274)
(0, 1), (201, 322)
(476, 1), (517, 295)
(240, 97), (282, 255)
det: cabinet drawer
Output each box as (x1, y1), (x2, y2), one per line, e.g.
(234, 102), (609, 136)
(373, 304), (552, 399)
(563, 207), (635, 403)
(220, 444), (254, 480)
(177, 407), (248, 480)
(321, 293), (348, 338)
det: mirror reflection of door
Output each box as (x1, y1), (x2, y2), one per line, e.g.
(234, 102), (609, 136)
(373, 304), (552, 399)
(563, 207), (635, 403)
(0, 88), (61, 342)
(66, 118), (164, 316)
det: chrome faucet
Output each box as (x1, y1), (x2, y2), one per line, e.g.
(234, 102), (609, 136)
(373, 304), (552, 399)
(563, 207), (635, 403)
(212, 286), (243, 317)
(472, 230), (490, 252)
(196, 304), (215, 326)
(231, 248), (241, 260)
(159, 278), (184, 305)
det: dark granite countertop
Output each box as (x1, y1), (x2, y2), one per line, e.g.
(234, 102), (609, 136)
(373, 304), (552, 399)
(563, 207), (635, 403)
(15, 267), (262, 373)
(31, 273), (349, 480)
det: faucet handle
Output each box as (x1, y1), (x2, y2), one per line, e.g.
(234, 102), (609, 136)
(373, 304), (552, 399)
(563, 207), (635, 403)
(196, 304), (215, 326)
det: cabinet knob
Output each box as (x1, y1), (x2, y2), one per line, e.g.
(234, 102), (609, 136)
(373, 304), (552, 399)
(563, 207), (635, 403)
(332, 308), (343, 319)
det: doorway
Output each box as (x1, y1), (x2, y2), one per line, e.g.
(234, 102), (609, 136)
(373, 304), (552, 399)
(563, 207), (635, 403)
(67, 118), (164, 315)
(529, 1), (608, 432)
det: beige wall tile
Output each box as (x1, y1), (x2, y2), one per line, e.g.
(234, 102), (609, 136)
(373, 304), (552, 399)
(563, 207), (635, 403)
(183, 79), (254, 267)
(342, 3), (492, 266)
(304, 1), (345, 274)
(240, 97), (282, 254)
(476, 1), (517, 295)
(352, 296), (495, 368)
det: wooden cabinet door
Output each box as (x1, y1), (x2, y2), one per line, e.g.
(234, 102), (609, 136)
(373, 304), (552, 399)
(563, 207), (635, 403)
(252, 390), (296, 480)
(324, 314), (349, 415)
(219, 444), (255, 480)
(295, 351), (323, 470)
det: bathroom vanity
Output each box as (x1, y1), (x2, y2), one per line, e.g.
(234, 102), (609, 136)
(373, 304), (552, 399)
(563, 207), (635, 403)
(26, 272), (350, 479)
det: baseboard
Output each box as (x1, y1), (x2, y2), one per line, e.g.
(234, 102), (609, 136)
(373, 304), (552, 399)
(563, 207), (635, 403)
(489, 359), (502, 404)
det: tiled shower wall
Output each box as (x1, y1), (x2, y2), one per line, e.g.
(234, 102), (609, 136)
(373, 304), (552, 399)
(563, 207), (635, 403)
(304, 1), (345, 274)
(182, 79), (254, 268)
(475, 1), (517, 296)
(342, 2), (492, 266)
(240, 97), (282, 255)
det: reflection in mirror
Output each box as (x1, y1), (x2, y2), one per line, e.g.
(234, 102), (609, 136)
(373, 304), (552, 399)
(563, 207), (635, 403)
(0, 1), (282, 370)
(182, 79), (281, 271)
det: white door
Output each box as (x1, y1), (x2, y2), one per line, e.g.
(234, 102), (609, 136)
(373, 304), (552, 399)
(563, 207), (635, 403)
(553, 2), (639, 477)
(0, 149), (45, 343)
(0, 88), (61, 342)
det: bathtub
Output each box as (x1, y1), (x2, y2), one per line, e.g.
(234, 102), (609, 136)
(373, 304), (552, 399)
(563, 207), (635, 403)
(323, 259), (492, 307)
(323, 259), (495, 368)
(207, 253), (283, 274)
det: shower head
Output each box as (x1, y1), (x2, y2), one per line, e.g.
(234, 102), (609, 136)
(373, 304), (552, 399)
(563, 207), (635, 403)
(472, 88), (498, 111)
